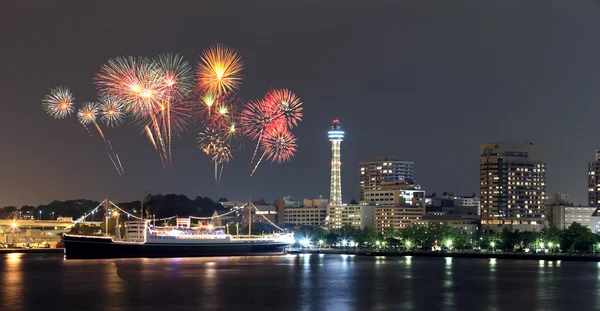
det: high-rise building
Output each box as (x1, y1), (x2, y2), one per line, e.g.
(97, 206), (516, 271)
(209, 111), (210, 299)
(480, 142), (546, 232)
(588, 151), (600, 206)
(328, 120), (344, 205)
(359, 157), (415, 201)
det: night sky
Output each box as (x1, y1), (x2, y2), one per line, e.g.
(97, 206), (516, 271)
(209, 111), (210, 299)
(1, 1), (599, 207)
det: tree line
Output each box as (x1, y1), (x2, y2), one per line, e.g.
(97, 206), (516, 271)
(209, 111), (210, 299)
(0, 194), (229, 220)
(293, 222), (600, 253)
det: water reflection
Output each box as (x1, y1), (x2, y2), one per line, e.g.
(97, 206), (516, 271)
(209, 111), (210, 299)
(200, 260), (219, 309)
(443, 257), (455, 311)
(2, 253), (24, 311)
(104, 261), (125, 309)
(488, 258), (498, 311)
(2, 254), (600, 310)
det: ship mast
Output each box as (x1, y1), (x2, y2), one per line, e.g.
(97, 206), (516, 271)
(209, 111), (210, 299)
(248, 199), (252, 237)
(104, 196), (109, 236)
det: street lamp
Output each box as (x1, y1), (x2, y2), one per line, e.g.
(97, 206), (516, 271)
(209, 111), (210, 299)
(301, 238), (310, 252)
(445, 239), (453, 250)
(51, 212), (54, 220)
(318, 239), (324, 249)
(92, 211), (95, 222)
(405, 240), (412, 251)
(490, 241), (496, 253)
(38, 210), (42, 220)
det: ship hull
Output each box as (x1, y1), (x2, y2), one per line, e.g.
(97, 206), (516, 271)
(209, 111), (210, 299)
(63, 235), (290, 259)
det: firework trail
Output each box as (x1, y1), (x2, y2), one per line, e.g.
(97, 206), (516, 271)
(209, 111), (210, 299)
(155, 53), (194, 167)
(239, 98), (278, 164)
(108, 140), (124, 174)
(77, 102), (124, 177)
(194, 45), (245, 181)
(250, 128), (297, 176)
(198, 126), (233, 182)
(96, 54), (194, 168)
(241, 89), (303, 176)
(42, 86), (75, 119)
(144, 125), (158, 150)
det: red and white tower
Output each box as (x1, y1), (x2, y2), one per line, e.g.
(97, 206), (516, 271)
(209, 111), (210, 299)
(328, 120), (344, 205)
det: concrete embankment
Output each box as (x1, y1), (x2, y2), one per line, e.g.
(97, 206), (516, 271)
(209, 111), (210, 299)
(0, 248), (64, 254)
(289, 249), (600, 262)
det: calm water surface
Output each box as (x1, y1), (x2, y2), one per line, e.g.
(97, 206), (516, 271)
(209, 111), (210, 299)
(1, 253), (599, 311)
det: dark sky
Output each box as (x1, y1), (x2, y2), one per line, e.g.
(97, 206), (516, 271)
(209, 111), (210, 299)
(1, 1), (599, 207)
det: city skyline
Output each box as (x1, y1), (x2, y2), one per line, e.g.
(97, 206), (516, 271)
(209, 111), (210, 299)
(1, 1), (600, 207)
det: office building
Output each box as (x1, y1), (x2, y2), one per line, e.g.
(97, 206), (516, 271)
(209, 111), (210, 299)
(590, 208), (600, 233)
(374, 205), (426, 233)
(363, 180), (426, 207)
(359, 157), (415, 201)
(328, 120), (345, 205)
(589, 151), (600, 206)
(327, 205), (363, 229)
(416, 216), (479, 238)
(480, 142), (546, 232)
(550, 205), (596, 229)
(284, 206), (327, 227)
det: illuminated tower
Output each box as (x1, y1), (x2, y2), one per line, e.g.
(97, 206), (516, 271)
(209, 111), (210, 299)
(328, 120), (345, 205)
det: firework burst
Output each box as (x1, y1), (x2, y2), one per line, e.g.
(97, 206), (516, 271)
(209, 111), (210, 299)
(197, 44), (244, 95)
(42, 86), (75, 119)
(99, 95), (125, 127)
(45, 44), (301, 182)
(155, 53), (194, 100)
(265, 88), (303, 128)
(262, 128), (297, 163)
(77, 102), (99, 125)
(96, 56), (163, 118)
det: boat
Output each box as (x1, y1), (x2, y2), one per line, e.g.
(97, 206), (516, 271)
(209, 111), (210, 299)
(63, 220), (295, 259)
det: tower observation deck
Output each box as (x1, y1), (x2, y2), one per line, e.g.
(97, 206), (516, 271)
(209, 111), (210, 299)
(328, 120), (344, 206)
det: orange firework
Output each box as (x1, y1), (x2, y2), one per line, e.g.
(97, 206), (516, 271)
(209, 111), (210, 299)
(196, 44), (244, 95)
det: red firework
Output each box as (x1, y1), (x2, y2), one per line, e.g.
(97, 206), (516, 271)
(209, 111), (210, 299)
(261, 128), (297, 163)
(264, 88), (303, 128)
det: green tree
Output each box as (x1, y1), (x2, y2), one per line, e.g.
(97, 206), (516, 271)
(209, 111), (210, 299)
(561, 222), (597, 252)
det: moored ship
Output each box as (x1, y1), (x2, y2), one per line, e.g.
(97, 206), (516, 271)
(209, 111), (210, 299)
(64, 220), (294, 259)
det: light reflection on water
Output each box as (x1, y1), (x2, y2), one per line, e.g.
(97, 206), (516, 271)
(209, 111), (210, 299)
(2, 253), (23, 311)
(488, 258), (498, 311)
(1, 254), (600, 310)
(444, 257), (455, 311)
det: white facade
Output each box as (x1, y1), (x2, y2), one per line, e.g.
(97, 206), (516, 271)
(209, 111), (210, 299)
(283, 196), (300, 208)
(455, 197), (480, 207)
(551, 206), (596, 229)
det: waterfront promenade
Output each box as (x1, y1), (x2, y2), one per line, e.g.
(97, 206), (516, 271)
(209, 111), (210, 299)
(290, 248), (600, 262)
